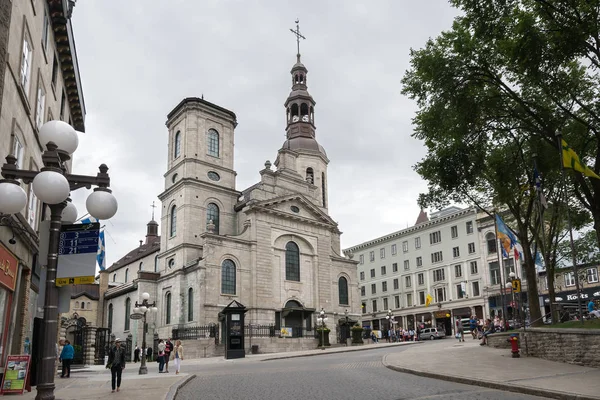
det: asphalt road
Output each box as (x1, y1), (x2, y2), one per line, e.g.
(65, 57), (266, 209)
(175, 347), (545, 400)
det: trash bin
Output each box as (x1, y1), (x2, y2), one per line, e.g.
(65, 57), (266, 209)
(251, 345), (259, 354)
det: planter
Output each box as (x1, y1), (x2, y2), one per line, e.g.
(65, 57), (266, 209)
(351, 328), (364, 344)
(317, 330), (330, 347)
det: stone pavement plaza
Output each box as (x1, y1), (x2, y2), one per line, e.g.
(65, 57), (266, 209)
(16, 340), (600, 400)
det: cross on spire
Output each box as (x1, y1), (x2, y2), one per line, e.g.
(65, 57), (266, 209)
(289, 19), (306, 61)
(150, 201), (157, 220)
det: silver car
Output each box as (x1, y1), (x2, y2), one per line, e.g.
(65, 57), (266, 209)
(419, 327), (445, 340)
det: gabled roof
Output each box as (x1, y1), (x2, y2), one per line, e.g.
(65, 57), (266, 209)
(247, 194), (338, 229)
(415, 209), (429, 225)
(107, 235), (160, 272)
(70, 284), (99, 300)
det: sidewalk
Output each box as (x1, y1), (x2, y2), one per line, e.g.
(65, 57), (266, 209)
(383, 338), (600, 400)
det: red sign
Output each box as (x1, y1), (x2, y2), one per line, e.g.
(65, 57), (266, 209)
(0, 243), (17, 292)
(1, 355), (30, 394)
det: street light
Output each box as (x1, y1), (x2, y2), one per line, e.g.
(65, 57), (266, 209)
(0, 120), (118, 400)
(317, 308), (328, 350)
(386, 309), (397, 341)
(344, 309), (349, 346)
(133, 292), (157, 375)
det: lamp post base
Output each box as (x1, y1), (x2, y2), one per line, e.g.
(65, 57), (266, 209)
(138, 362), (148, 375)
(35, 382), (56, 400)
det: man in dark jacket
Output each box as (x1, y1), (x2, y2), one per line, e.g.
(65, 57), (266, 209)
(108, 338), (126, 392)
(164, 338), (173, 373)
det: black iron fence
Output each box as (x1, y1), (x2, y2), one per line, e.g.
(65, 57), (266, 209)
(172, 324), (219, 342)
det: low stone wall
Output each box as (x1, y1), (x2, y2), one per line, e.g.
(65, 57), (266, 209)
(177, 337), (322, 358)
(520, 328), (600, 368)
(487, 332), (512, 349)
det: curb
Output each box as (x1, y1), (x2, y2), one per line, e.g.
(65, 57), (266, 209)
(260, 341), (421, 362)
(382, 355), (600, 400)
(165, 374), (196, 400)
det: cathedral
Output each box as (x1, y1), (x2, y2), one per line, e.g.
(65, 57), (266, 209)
(102, 47), (360, 354)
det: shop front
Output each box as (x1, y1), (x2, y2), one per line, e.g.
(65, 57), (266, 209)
(433, 310), (452, 336)
(415, 312), (433, 329)
(541, 286), (600, 317)
(0, 243), (18, 369)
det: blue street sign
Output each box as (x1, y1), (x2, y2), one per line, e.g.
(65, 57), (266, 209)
(58, 223), (100, 256)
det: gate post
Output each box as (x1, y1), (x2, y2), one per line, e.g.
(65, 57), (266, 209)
(85, 327), (97, 366)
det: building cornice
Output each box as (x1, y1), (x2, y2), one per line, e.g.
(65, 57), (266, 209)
(344, 207), (477, 252)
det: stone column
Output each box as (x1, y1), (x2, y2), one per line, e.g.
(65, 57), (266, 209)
(85, 326), (97, 366)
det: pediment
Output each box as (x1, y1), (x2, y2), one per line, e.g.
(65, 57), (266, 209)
(249, 194), (338, 228)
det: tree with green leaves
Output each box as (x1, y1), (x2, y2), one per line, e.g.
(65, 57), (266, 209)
(402, 0), (600, 325)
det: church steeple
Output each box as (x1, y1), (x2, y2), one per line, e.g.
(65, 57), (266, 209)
(286, 20), (316, 139)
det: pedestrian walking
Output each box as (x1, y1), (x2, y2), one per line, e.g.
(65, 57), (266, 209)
(455, 319), (464, 342)
(146, 346), (153, 362)
(157, 339), (166, 373)
(134, 346), (140, 363)
(164, 338), (173, 373)
(108, 338), (126, 393)
(59, 340), (74, 378)
(173, 340), (184, 374)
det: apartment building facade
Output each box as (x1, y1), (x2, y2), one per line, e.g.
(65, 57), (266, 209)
(344, 206), (486, 336)
(0, 0), (85, 371)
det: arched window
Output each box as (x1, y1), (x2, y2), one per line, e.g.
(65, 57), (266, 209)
(291, 104), (299, 118)
(174, 130), (181, 159)
(107, 304), (113, 331)
(338, 277), (349, 305)
(80, 302), (85, 309)
(285, 242), (300, 281)
(221, 259), (236, 294)
(170, 205), (177, 237)
(321, 172), (326, 207)
(124, 298), (131, 331)
(207, 129), (219, 157)
(310, 106), (314, 123)
(125, 268), (129, 283)
(165, 292), (172, 324)
(207, 203), (220, 234)
(112, 274), (116, 282)
(188, 288), (194, 322)
(486, 232), (497, 254)
(139, 262), (143, 271)
(300, 103), (309, 116)
(306, 167), (314, 184)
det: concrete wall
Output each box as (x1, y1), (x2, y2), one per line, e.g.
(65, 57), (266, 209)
(178, 336), (321, 359)
(520, 328), (600, 368)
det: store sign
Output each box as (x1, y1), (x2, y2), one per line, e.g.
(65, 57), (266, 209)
(1, 355), (30, 394)
(0, 243), (18, 292)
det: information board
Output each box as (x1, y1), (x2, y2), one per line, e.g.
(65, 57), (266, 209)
(57, 223), (100, 282)
(1, 355), (30, 394)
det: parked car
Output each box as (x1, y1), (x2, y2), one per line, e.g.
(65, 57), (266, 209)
(418, 327), (445, 341)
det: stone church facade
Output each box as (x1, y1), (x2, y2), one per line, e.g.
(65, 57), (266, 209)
(103, 52), (360, 354)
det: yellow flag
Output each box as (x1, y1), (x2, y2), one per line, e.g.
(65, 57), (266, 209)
(562, 139), (600, 179)
(425, 294), (433, 307)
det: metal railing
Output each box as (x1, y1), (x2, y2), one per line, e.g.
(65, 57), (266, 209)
(172, 325), (219, 341)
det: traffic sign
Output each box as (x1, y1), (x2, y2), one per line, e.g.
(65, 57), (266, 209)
(55, 276), (95, 287)
(512, 279), (522, 293)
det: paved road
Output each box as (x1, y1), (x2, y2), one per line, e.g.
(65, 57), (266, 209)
(176, 347), (545, 400)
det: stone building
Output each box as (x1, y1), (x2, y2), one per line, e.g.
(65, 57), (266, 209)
(344, 206), (487, 336)
(103, 51), (359, 356)
(0, 0), (85, 371)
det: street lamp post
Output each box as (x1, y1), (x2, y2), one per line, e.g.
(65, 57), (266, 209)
(317, 308), (327, 350)
(132, 292), (157, 375)
(344, 309), (349, 346)
(0, 121), (118, 400)
(385, 309), (397, 341)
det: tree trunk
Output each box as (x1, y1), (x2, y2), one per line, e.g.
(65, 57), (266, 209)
(547, 273), (558, 324)
(522, 241), (543, 327)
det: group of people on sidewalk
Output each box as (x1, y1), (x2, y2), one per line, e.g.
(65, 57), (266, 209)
(156, 338), (184, 374)
(102, 337), (184, 393)
(133, 345), (154, 362)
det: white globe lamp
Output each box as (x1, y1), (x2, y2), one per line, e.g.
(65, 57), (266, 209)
(32, 171), (70, 204)
(140, 305), (148, 313)
(0, 182), (28, 214)
(86, 189), (118, 220)
(61, 201), (78, 224)
(151, 307), (158, 313)
(133, 307), (140, 314)
(39, 120), (79, 155)
(142, 292), (150, 301)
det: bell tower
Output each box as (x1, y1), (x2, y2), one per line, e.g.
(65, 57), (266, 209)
(276, 21), (329, 211)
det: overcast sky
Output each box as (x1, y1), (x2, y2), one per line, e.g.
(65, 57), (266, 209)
(68, 1), (460, 267)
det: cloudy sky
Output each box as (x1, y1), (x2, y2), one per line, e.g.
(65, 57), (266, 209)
(68, 1), (460, 267)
